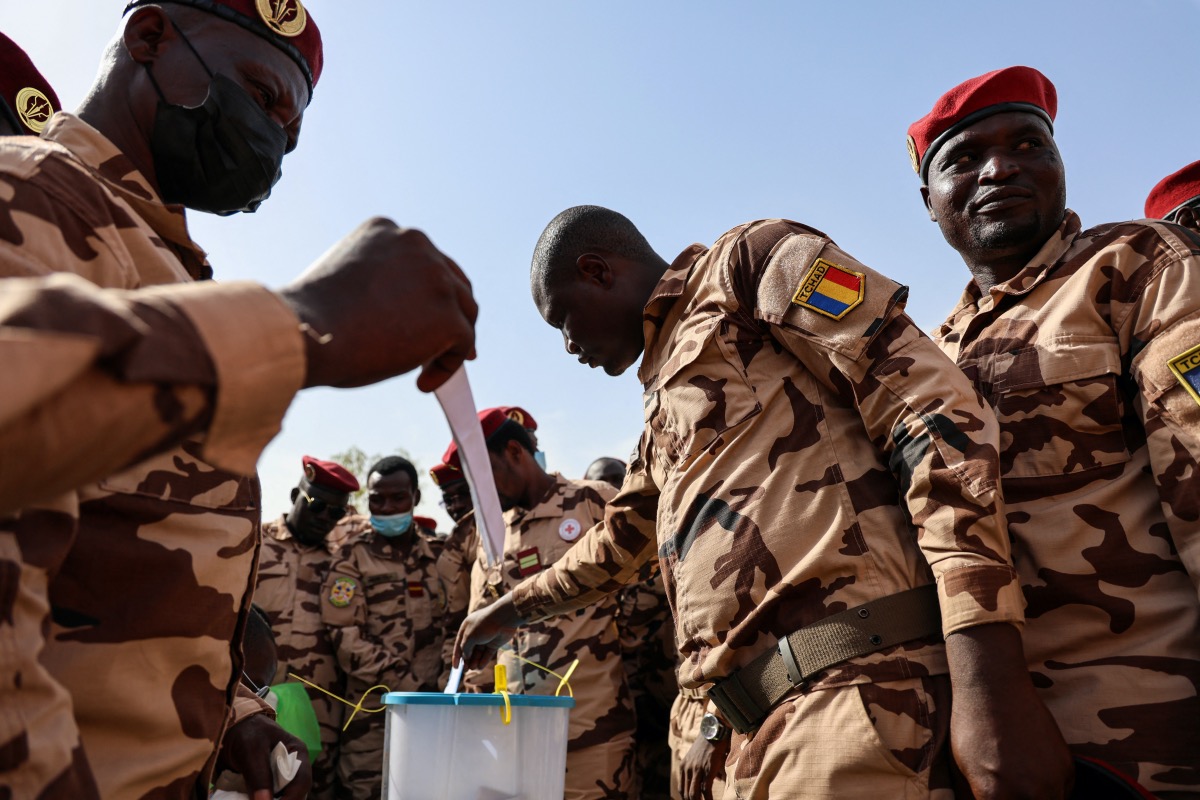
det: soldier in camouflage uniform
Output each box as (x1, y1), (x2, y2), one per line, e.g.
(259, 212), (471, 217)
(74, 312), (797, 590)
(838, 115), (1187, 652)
(449, 407), (637, 799)
(587, 456), (677, 800)
(911, 65), (1200, 797)
(0, 2), (479, 797)
(254, 456), (361, 800)
(458, 205), (1076, 799)
(1146, 159), (1200, 234)
(321, 456), (447, 800)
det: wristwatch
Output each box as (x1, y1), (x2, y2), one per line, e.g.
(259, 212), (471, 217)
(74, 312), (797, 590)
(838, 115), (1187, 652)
(700, 712), (729, 743)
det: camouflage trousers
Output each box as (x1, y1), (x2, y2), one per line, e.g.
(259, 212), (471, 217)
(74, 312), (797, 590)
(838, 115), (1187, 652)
(335, 711), (384, 800)
(722, 676), (952, 800)
(669, 687), (725, 800)
(564, 732), (636, 800)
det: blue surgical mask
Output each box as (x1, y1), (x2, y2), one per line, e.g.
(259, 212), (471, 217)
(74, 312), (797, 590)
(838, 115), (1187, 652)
(533, 450), (547, 471)
(371, 512), (413, 538)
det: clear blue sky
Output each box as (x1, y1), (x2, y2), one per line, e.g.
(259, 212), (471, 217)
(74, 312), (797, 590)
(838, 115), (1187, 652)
(7, 1), (1198, 525)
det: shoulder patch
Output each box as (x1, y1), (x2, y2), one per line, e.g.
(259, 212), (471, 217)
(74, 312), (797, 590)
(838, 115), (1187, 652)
(791, 258), (865, 320)
(328, 577), (357, 607)
(1168, 343), (1200, 406)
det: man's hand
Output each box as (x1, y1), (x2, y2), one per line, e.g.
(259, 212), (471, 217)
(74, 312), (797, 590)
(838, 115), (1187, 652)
(946, 622), (1073, 799)
(217, 714), (312, 800)
(679, 733), (727, 800)
(279, 217), (478, 392)
(453, 592), (526, 670)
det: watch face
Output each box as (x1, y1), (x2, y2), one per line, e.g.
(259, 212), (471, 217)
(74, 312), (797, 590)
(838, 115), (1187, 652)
(700, 713), (722, 741)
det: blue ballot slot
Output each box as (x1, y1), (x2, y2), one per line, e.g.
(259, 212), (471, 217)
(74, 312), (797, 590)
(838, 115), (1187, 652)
(382, 692), (574, 800)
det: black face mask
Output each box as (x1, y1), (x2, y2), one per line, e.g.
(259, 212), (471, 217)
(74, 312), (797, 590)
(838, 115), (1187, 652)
(143, 24), (288, 215)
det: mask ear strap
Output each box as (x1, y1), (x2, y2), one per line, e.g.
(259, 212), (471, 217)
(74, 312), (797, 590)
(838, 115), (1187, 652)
(140, 18), (215, 102)
(168, 19), (216, 80)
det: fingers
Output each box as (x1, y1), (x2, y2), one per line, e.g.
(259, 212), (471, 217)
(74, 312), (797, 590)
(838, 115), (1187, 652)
(278, 754), (313, 800)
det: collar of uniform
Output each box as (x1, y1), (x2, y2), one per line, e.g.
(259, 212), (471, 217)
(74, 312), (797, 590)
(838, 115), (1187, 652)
(366, 524), (439, 560)
(936, 210), (1082, 335)
(266, 514), (292, 541)
(504, 472), (569, 524)
(637, 244), (705, 385)
(40, 113), (211, 280)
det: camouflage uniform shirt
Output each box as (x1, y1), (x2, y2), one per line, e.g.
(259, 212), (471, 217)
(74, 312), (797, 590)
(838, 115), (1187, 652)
(0, 115), (305, 800)
(514, 219), (1025, 694)
(934, 210), (1200, 795)
(475, 475), (637, 755)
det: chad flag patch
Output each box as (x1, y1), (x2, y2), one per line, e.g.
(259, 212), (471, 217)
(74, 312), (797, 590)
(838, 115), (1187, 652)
(1168, 343), (1200, 406)
(792, 258), (865, 320)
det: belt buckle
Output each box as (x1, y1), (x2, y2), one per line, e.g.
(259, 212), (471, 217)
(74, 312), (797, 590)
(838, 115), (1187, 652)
(777, 634), (808, 689)
(706, 675), (759, 735)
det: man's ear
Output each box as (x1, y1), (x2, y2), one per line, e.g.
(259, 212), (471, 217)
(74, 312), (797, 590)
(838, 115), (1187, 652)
(413, 488), (422, 507)
(1174, 205), (1200, 233)
(123, 6), (174, 66)
(576, 252), (612, 288)
(921, 186), (937, 222)
(290, 487), (300, 503)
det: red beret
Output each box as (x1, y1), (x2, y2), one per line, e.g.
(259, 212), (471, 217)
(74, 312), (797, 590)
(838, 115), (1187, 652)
(1145, 160), (1200, 220)
(0, 32), (61, 135)
(442, 407), (531, 469)
(499, 406), (538, 431)
(414, 515), (438, 533)
(429, 461), (464, 488)
(907, 66), (1056, 183)
(302, 455), (359, 493)
(124, 0), (323, 100)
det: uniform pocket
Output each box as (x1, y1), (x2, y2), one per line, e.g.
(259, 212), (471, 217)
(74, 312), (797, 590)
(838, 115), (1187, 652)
(989, 337), (1131, 479)
(645, 317), (762, 469)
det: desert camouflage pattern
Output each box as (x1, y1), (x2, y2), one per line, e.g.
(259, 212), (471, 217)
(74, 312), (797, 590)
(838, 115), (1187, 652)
(934, 210), (1200, 796)
(722, 675), (953, 799)
(474, 474), (636, 799)
(0, 115), (305, 799)
(322, 520), (447, 800)
(254, 516), (353, 800)
(616, 572), (676, 799)
(668, 687), (725, 800)
(513, 220), (1024, 788)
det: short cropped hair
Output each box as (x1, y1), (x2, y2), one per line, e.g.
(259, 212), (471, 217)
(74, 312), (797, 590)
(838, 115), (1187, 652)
(486, 419), (535, 457)
(530, 205), (657, 296)
(369, 455), (418, 489)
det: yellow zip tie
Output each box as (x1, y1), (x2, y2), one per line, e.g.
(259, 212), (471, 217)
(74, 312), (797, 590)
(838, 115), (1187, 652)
(505, 652), (580, 698)
(493, 664), (512, 725)
(287, 673), (389, 731)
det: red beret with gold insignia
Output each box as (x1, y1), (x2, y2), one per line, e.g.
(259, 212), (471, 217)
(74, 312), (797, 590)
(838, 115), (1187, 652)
(907, 66), (1056, 183)
(0, 32), (61, 135)
(1145, 160), (1200, 221)
(302, 455), (359, 493)
(442, 407), (533, 469)
(499, 406), (538, 431)
(124, 0), (323, 99)
(429, 461), (464, 488)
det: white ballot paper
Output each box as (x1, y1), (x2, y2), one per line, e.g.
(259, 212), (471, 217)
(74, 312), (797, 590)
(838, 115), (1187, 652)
(435, 367), (506, 570)
(437, 367), (507, 694)
(210, 741), (302, 799)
